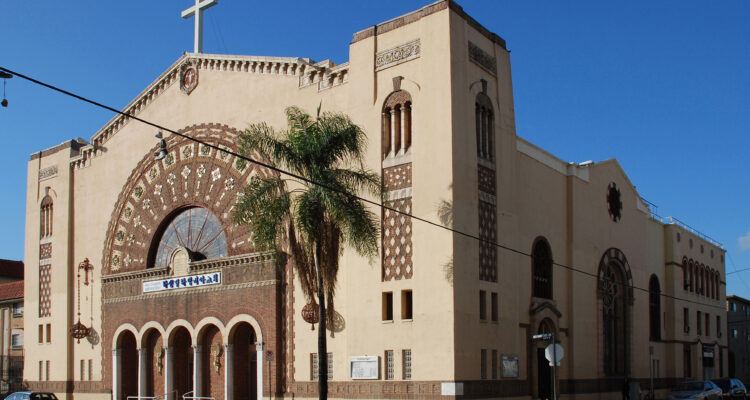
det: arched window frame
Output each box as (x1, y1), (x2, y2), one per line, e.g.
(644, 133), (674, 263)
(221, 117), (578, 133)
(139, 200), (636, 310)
(40, 195), (53, 239)
(689, 261), (694, 292)
(649, 275), (661, 341)
(475, 93), (495, 163)
(531, 237), (553, 300)
(382, 91), (413, 159)
(682, 257), (688, 290)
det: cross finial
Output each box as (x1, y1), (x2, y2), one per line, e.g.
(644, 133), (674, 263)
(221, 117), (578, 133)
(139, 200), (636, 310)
(181, 0), (218, 53)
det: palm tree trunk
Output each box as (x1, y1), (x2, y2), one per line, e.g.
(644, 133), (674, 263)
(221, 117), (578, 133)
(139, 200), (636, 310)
(315, 240), (328, 400)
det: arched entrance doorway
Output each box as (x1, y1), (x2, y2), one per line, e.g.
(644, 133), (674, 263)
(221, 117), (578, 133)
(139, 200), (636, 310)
(170, 327), (193, 400)
(198, 325), (224, 400)
(117, 330), (138, 400)
(230, 322), (258, 400)
(143, 328), (164, 397)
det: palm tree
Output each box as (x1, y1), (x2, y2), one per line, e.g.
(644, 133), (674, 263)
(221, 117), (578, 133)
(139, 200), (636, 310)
(233, 105), (382, 399)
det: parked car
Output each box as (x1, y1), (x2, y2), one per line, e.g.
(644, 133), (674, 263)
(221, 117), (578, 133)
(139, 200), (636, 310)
(669, 381), (722, 400)
(4, 392), (58, 400)
(711, 379), (747, 400)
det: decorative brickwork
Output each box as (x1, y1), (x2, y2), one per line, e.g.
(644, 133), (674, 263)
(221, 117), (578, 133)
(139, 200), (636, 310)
(39, 243), (52, 260)
(478, 201), (497, 282)
(478, 165), (497, 282)
(102, 124), (277, 275)
(478, 165), (496, 193)
(39, 263), (51, 317)
(382, 198), (413, 281)
(383, 164), (412, 191)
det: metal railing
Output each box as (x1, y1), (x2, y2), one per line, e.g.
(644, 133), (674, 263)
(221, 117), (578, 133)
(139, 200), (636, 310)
(182, 392), (215, 400)
(642, 197), (724, 249)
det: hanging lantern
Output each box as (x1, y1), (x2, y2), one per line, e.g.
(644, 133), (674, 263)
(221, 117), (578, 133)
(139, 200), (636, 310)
(301, 302), (319, 330)
(70, 320), (90, 343)
(70, 258), (90, 343)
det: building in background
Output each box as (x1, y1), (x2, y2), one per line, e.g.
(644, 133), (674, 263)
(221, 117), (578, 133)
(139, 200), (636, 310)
(0, 279), (24, 396)
(0, 260), (24, 284)
(22, 1), (727, 399)
(727, 295), (750, 380)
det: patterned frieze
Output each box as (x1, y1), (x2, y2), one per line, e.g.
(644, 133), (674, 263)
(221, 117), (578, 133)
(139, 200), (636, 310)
(478, 165), (496, 194)
(382, 198), (413, 281)
(376, 39), (421, 71)
(468, 41), (497, 76)
(38, 166), (58, 181)
(383, 163), (413, 190)
(478, 200), (497, 282)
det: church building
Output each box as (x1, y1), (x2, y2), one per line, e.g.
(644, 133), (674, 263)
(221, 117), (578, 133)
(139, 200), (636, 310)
(23, 1), (727, 399)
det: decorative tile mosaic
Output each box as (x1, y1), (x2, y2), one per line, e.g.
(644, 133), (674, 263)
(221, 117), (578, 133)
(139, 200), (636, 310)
(39, 263), (51, 317)
(382, 198), (413, 281)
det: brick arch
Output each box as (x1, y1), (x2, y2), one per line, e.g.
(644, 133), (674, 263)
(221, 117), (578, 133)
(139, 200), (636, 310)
(101, 123), (278, 274)
(138, 321), (166, 348)
(165, 319), (196, 346)
(226, 314), (264, 344)
(382, 90), (413, 157)
(113, 323), (139, 349)
(194, 316), (226, 344)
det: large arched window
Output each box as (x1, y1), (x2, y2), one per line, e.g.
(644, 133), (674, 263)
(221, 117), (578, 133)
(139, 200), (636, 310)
(40, 195), (53, 238)
(475, 93), (494, 163)
(649, 275), (661, 340)
(532, 238), (553, 299)
(149, 207), (228, 268)
(598, 248), (633, 377)
(689, 261), (694, 292)
(382, 90), (412, 158)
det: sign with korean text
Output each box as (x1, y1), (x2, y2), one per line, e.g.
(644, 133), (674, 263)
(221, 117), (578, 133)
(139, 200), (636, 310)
(143, 272), (221, 293)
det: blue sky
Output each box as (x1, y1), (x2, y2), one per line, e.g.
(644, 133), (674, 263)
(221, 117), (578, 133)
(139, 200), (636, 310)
(1, 1), (748, 297)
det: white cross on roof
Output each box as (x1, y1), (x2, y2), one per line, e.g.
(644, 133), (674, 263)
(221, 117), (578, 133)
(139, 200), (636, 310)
(181, 0), (218, 54)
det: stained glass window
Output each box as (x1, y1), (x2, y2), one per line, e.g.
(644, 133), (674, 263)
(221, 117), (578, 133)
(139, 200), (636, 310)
(153, 207), (228, 267)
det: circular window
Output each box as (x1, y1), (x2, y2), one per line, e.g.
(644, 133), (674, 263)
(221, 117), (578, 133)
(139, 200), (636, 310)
(151, 207), (228, 267)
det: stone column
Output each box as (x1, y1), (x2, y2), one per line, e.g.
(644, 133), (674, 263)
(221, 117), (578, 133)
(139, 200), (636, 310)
(165, 347), (174, 400)
(488, 113), (494, 162)
(399, 106), (406, 155)
(255, 342), (263, 400)
(481, 108), (488, 159)
(224, 344), (233, 400)
(476, 104), (481, 157)
(390, 109), (397, 157)
(113, 348), (122, 400)
(193, 345), (202, 397)
(382, 112), (391, 156)
(138, 347), (147, 399)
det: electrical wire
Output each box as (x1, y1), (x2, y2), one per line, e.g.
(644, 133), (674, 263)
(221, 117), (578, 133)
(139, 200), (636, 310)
(0, 65), (728, 312)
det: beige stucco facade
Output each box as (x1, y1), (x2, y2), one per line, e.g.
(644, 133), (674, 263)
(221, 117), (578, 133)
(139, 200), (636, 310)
(22, 1), (727, 400)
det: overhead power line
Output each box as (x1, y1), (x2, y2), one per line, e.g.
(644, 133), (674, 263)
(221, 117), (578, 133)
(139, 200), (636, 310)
(0, 65), (728, 312)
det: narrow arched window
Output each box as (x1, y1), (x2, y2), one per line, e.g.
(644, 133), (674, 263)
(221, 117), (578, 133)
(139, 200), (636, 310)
(682, 257), (688, 291)
(382, 91), (413, 158)
(532, 238), (553, 299)
(475, 93), (494, 163)
(649, 275), (661, 340)
(689, 261), (694, 292)
(40, 195), (53, 238)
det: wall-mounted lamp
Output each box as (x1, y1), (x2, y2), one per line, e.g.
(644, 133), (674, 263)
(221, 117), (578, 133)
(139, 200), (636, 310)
(153, 131), (167, 160)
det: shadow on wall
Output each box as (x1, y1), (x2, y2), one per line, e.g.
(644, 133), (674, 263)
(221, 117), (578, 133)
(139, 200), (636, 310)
(436, 185), (454, 286)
